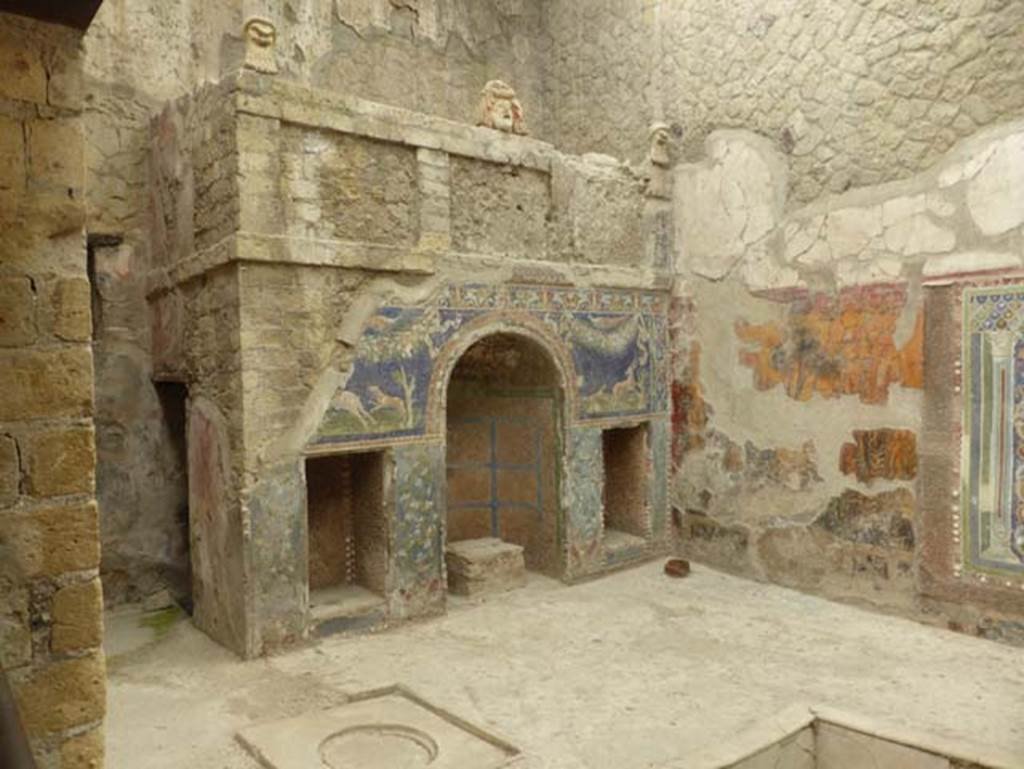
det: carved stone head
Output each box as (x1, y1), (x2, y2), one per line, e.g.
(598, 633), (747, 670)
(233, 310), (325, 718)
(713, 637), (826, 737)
(244, 17), (278, 74)
(649, 122), (673, 167)
(478, 80), (528, 136)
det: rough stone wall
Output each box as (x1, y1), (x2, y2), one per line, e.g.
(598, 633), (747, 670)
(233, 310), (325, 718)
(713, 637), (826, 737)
(275, 127), (420, 244)
(147, 257), (249, 651)
(0, 12), (105, 768)
(672, 121), (1024, 638)
(82, 0), (549, 607)
(238, 261), (370, 652)
(83, 0), (245, 607)
(95, 73), (248, 606)
(543, 0), (1024, 204)
(450, 157), (549, 256)
(283, 0), (548, 137)
(146, 73), (672, 654)
(147, 82), (252, 641)
(238, 264), (367, 466)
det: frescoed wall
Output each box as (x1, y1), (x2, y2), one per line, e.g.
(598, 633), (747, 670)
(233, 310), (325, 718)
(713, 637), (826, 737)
(674, 118), (1024, 643)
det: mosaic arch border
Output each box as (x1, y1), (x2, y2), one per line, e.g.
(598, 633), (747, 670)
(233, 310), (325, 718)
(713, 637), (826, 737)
(956, 280), (1024, 587)
(309, 282), (671, 450)
(424, 310), (578, 436)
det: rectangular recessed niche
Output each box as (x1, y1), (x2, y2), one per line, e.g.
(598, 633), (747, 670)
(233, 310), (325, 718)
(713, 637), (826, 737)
(305, 452), (388, 608)
(154, 380), (191, 609)
(601, 424), (649, 541)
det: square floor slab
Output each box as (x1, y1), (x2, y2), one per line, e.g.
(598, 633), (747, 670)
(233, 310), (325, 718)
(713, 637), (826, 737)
(236, 685), (520, 769)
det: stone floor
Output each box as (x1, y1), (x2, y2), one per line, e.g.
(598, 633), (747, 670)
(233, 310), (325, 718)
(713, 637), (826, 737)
(105, 563), (1024, 769)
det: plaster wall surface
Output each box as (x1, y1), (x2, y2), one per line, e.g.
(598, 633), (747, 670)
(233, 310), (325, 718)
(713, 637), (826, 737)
(672, 120), (1024, 639)
(0, 11), (105, 768)
(543, 0), (1024, 205)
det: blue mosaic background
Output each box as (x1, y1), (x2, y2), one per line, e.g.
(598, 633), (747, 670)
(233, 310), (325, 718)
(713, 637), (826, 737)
(314, 283), (670, 446)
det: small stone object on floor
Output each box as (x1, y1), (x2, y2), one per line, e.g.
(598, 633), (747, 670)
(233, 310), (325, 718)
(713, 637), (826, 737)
(664, 558), (690, 578)
(141, 588), (176, 612)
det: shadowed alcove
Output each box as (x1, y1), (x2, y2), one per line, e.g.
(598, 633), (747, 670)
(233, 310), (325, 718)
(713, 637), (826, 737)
(445, 333), (564, 578)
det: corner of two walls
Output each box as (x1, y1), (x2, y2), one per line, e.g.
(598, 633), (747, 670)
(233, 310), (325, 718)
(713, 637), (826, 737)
(670, 121), (1024, 641)
(82, 0), (250, 608)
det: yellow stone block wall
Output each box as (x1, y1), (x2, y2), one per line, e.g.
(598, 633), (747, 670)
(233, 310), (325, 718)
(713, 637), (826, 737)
(0, 11), (104, 769)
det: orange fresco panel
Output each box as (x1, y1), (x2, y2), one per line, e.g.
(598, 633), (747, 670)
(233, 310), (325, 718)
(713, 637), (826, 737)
(735, 286), (923, 405)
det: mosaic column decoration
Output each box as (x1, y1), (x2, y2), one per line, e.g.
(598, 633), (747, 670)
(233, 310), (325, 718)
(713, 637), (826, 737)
(961, 286), (1024, 582)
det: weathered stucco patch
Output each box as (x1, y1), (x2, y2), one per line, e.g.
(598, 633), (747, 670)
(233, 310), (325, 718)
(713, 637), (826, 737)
(674, 429), (823, 523)
(813, 488), (915, 552)
(675, 130), (787, 280)
(671, 341), (709, 467)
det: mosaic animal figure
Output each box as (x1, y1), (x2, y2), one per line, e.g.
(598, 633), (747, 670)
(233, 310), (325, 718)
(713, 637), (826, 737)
(367, 385), (407, 423)
(364, 314), (398, 335)
(610, 359), (640, 400)
(329, 389), (372, 428)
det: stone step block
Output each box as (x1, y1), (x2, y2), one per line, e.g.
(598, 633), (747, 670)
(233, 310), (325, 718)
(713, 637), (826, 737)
(445, 537), (526, 597)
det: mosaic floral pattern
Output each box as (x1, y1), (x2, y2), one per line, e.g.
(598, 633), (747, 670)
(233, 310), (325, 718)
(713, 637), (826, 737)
(314, 283), (670, 445)
(962, 285), (1024, 578)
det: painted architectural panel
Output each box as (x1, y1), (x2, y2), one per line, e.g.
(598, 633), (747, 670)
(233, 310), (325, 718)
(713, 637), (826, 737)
(313, 283), (670, 446)
(963, 285), (1024, 578)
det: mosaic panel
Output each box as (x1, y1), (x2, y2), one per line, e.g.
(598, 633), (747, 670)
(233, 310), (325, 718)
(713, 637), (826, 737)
(391, 442), (445, 617)
(962, 285), (1024, 579)
(313, 284), (669, 446)
(649, 419), (670, 540)
(565, 426), (604, 576)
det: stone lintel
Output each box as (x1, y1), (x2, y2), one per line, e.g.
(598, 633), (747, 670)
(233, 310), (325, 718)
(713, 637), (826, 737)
(146, 234), (673, 297)
(145, 233), (439, 296)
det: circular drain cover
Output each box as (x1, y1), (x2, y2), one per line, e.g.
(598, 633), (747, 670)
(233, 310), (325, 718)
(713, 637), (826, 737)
(320, 724), (439, 769)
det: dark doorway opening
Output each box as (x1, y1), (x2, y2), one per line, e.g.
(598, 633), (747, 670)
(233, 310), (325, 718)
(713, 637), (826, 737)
(445, 333), (563, 578)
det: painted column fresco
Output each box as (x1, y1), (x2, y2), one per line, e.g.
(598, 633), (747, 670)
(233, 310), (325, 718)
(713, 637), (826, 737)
(962, 286), (1024, 580)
